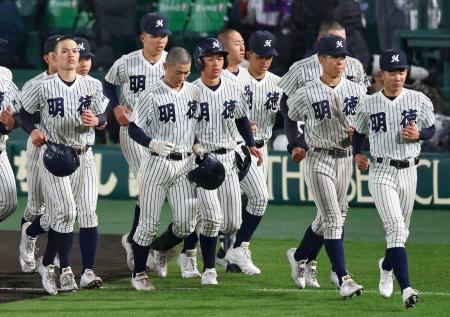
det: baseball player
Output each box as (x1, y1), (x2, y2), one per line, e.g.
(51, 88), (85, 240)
(126, 47), (199, 291)
(353, 49), (435, 308)
(224, 30), (282, 275)
(0, 38), (13, 81)
(279, 22), (370, 287)
(103, 12), (171, 270)
(190, 38), (263, 285)
(0, 76), (20, 223)
(20, 37), (108, 295)
(286, 35), (365, 298)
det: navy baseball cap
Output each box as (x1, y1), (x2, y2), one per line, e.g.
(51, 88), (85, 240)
(44, 35), (63, 54)
(317, 35), (350, 57)
(140, 13), (171, 36)
(0, 38), (7, 47)
(74, 37), (95, 58)
(379, 49), (409, 71)
(248, 30), (278, 57)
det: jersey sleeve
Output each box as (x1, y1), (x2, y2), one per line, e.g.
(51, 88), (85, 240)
(91, 80), (109, 115)
(354, 98), (370, 134)
(235, 89), (249, 119)
(287, 87), (308, 121)
(105, 56), (125, 85)
(5, 80), (21, 113)
(418, 94), (435, 128)
(131, 89), (154, 127)
(20, 80), (43, 113)
(351, 59), (371, 87)
(278, 62), (302, 97)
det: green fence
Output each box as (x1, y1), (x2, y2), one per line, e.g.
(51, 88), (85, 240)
(6, 143), (450, 209)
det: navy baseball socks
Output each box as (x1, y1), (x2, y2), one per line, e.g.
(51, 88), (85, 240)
(127, 203), (140, 244)
(149, 223), (183, 251)
(26, 215), (46, 238)
(182, 231), (198, 253)
(294, 225), (323, 261)
(384, 247), (411, 291)
(200, 234), (217, 270)
(42, 228), (59, 266)
(79, 227), (98, 274)
(132, 241), (151, 276)
(233, 208), (262, 248)
(52, 230), (73, 272)
(324, 238), (347, 286)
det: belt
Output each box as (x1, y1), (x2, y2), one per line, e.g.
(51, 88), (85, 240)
(375, 157), (419, 169)
(312, 147), (351, 158)
(71, 145), (90, 155)
(211, 148), (229, 154)
(151, 152), (191, 161)
(255, 140), (265, 149)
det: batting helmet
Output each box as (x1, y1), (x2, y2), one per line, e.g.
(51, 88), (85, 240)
(235, 145), (251, 181)
(43, 142), (80, 177)
(187, 153), (225, 190)
(194, 38), (229, 71)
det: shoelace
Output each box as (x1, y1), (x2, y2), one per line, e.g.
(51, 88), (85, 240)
(184, 257), (197, 272)
(26, 239), (36, 255)
(242, 247), (252, 260)
(138, 275), (152, 287)
(46, 268), (57, 288)
(296, 264), (305, 279)
(204, 271), (216, 278)
(62, 272), (75, 287)
(309, 268), (318, 281)
(157, 253), (167, 268)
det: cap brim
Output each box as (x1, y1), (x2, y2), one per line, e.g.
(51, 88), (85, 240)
(80, 53), (95, 58)
(253, 48), (278, 57)
(144, 29), (172, 36)
(381, 65), (409, 71)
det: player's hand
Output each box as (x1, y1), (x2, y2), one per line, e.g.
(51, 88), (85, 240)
(113, 105), (131, 126)
(249, 146), (263, 166)
(192, 143), (208, 160)
(81, 110), (99, 127)
(250, 120), (257, 136)
(402, 121), (419, 141)
(0, 106), (14, 131)
(95, 122), (108, 130)
(348, 124), (355, 141)
(31, 129), (47, 147)
(149, 139), (175, 157)
(355, 154), (369, 171)
(291, 147), (306, 163)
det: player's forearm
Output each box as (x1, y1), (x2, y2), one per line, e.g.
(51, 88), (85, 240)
(419, 124), (435, 141)
(128, 122), (151, 147)
(12, 113), (21, 129)
(352, 130), (366, 155)
(281, 93), (308, 152)
(235, 116), (256, 147)
(19, 108), (38, 135)
(102, 80), (120, 109)
(96, 113), (107, 126)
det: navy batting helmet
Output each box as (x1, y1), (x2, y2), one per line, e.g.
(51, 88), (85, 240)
(235, 145), (251, 181)
(187, 153), (225, 190)
(43, 142), (80, 177)
(194, 38), (228, 71)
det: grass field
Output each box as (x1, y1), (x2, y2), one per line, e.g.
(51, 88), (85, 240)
(1, 198), (449, 316)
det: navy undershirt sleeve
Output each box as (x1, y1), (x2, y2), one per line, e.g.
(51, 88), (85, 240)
(103, 80), (120, 109)
(128, 122), (152, 147)
(235, 116), (256, 147)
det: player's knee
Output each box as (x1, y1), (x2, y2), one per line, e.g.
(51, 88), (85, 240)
(171, 221), (191, 238)
(134, 224), (157, 246)
(222, 218), (242, 235)
(200, 219), (221, 237)
(246, 192), (269, 216)
(78, 214), (98, 229)
(386, 222), (406, 247)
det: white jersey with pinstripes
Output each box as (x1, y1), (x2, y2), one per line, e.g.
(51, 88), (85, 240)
(105, 49), (167, 108)
(0, 66), (12, 81)
(132, 80), (200, 153)
(0, 78), (20, 151)
(354, 89), (435, 160)
(193, 77), (248, 151)
(21, 74), (108, 147)
(288, 77), (367, 150)
(279, 54), (369, 97)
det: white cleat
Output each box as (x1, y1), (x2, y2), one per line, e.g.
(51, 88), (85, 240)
(402, 287), (419, 309)
(153, 250), (168, 278)
(19, 222), (37, 273)
(225, 242), (261, 275)
(378, 258), (394, 298)
(60, 267), (78, 292)
(286, 248), (306, 289)
(80, 269), (103, 289)
(121, 233), (134, 271)
(178, 249), (201, 278)
(37, 262), (58, 295)
(330, 271), (340, 288)
(305, 260), (320, 288)
(131, 271), (156, 291)
(340, 275), (363, 298)
(201, 268), (218, 285)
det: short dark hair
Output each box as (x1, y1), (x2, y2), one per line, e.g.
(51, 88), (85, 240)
(166, 47), (191, 65)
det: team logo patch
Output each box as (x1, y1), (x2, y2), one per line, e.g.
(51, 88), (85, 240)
(244, 85), (253, 109)
(311, 100), (331, 121)
(370, 112), (387, 133)
(336, 40), (343, 48)
(77, 95), (92, 115)
(77, 43), (85, 51)
(158, 103), (176, 123)
(129, 75), (146, 93)
(186, 100), (210, 122)
(47, 97), (65, 117)
(264, 92), (280, 111)
(156, 19), (164, 28)
(222, 100), (236, 119)
(391, 54), (400, 63)
(400, 109), (417, 128)
(264, 40), (272, 47)
(343, 96), (358, 116)
(212, 41), (220, 49)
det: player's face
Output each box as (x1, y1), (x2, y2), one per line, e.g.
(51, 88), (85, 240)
(141, 32), (168, 57)
(164, 62), (191, 90)
(381, 69), (407, 93)
(247, 51), (273, 76)
(222, 31), (245, 65)
(319, 55), (346, 78)
(76, 57), (92, 76)
(53, 39), (79, 71)
(43, 52), (58, 75)
(202, 54), (225, 79)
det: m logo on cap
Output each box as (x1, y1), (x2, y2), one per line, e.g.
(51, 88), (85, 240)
(77, 43), (85, 51)
(264, 40), (272, 47)
(336, 40), (343, 48)
(391, 54), (400, 63)
(212, 41), (220, 49)
(156, 19), (164, 27)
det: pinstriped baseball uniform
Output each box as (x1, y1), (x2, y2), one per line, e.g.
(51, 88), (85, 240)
(21, 74), (108, 233)
(131, 80), (199, 246)
(193, 77), (248, 236)
(105, 49), (167, 177)
(288, 77), (366, 239)
(354, 89), (435, 248)
(279, 54), (369, 97)
(0, 66), (12, 81)
(21, 72), (48, 223)
(0, 78), (19, 221)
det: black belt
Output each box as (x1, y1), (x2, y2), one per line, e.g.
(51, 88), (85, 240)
(72, 145), (90, 155)
(211, 148), (229, 154)
(313, 147), (351, 158)
(151, 152), (191, 161)
(375, 157), (419, 169)
(255, 140), (265, 149)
